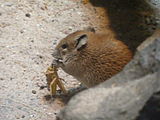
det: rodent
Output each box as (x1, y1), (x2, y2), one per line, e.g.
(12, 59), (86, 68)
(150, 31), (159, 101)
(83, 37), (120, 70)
(52, 28), (132, 87)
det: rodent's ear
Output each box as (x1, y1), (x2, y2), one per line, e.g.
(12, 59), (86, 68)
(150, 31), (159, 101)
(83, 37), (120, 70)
(75, 34), (88, 51)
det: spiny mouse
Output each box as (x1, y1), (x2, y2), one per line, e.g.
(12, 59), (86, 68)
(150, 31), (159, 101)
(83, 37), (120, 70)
(52, 29), (132, 87)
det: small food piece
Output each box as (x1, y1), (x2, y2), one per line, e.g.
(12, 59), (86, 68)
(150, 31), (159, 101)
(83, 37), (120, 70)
(45, 66), (67, 96)
(82, 0), (89, 4)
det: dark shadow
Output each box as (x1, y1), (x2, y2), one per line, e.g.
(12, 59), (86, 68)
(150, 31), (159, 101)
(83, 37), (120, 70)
(89, 0), (156, 52)
(43, 85), (86, 104)
(136, 92), (160, 120)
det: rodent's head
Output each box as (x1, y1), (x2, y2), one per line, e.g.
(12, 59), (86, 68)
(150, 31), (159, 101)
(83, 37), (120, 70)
(52, 29), (95, 67)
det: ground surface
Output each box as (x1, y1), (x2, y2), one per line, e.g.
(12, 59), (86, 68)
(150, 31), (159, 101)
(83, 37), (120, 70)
(0, 0), (107, 120)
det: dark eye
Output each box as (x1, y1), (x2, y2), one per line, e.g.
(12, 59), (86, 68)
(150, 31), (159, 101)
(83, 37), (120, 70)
(61, 44), (68, 49)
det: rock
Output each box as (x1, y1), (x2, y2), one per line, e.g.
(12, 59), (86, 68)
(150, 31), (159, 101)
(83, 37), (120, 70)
(25, 13), (31, 18)
(3, 2), (14, 7)
(57, 30), (160, 120)
(32, 90), (37, 94)
(145, 0), (160, 10)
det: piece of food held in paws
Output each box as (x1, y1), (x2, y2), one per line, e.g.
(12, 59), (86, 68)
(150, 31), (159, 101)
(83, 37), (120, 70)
(45, 65), (67, 96)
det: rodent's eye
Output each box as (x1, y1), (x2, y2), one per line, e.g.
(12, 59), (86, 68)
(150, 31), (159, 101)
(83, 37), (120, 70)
(61, 44), (68, 49)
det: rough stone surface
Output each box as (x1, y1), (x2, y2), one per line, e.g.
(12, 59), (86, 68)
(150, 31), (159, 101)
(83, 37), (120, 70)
(57, 31), (160, 120)
(146, 0), (160, 10)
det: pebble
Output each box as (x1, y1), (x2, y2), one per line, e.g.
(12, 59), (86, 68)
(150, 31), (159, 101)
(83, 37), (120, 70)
(3, 2), (13, 7)
(32, 90), (37, 94)
(25, 13), (31, 18)
(53, 41), (57, 45)
(38, 55), (43, 59)
(54, 112), (57, 115)
(21, 115), (25, 118)
(30, 114), (34, 117)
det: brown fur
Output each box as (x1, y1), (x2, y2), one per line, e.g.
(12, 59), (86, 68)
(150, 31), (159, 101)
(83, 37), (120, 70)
(52, 30), (132, 87)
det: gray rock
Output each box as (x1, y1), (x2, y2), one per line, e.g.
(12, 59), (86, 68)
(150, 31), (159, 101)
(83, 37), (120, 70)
(145, 0), (160, 10)
(57, 30), (160, 120)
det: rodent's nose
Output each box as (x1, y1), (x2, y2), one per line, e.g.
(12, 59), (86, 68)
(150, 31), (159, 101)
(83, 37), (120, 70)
(52, 49), (58, 57)
(52, 50), (62, 62)
(52, 58), (59, 66)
